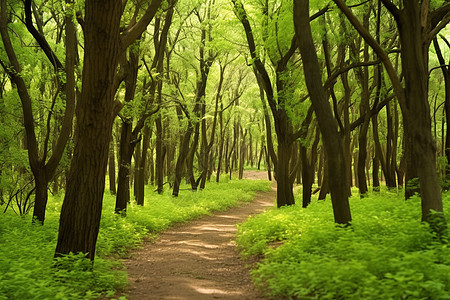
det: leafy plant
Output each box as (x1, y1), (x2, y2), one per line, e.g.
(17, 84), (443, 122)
(0, 178), (271, 299)
(236, 190), (450, 299)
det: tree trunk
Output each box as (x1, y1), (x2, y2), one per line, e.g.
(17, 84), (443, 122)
(264, 145), (272, 181)
(356, 36), (371, 197)
(216, 102), (224, 182)
(318, 156), (329, 200)
(372, 153), (380, 192)
(108, 137), (117, 195)
(55, 0), (163, 259)
(172, 125), (193, 196)
(115, 120), (134, 214)
(433, 37), (450, 187)
(301, 145), (313, 208)
(295, 0), (351, 224)
(238, 127), (247, 180)
(155, 115), (164, 194)
(276, 138), (294, 207)
(333, 0), (446, 225)
(0, 0), (76, 224)
(399, 2), (443, 221)
(134, 139), (141, 199)
(136, 124), (151, 205)
(55, 0), (122, 256)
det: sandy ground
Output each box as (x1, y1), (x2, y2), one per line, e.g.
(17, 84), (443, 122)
(122, 170), (277, 299)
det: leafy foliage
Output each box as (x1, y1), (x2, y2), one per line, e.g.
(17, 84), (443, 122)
(0, 178), (270, 299)
(236, 189), (450, 299)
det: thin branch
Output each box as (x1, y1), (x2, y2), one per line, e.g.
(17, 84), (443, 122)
(380, 0), (400, 20)
(323, 59), (382, 90)
(24, 0), (63, 71)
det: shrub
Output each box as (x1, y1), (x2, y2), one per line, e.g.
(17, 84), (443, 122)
(236, 190), (450, 299)
(0, 178), (271, 299)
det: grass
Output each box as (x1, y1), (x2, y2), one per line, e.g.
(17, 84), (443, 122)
(0, 177), (271, 300)
(236, 187), (450, 300)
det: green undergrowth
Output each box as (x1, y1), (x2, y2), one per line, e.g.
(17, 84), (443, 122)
(236, 188), (450, 300)
(0, 178), (271, 300)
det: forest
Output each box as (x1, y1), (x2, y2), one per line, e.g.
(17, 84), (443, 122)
(1, 0), (450, 299)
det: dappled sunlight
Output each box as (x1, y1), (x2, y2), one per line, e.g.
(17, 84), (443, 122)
(191, 286), (244, 296)
(177, 240), (220, 249)
(124, 181), (277, 299)
(192, 224), (236, 232)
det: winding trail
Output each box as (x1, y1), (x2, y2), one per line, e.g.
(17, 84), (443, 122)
(123, 171), (276, 299)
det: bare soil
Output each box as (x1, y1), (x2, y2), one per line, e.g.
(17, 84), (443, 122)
(122, 170), (276, 299)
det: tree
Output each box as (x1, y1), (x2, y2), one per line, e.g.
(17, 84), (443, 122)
(233, 0), (308, 207)
(333, 0), (448, 225)
(55, 0), (162, 260)
(294, 0), (352, 225)
(0, 0), (76, 224)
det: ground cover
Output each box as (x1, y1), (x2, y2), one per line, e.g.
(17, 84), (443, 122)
(0, 177), (271, 299)
(236, 188), (450, 299)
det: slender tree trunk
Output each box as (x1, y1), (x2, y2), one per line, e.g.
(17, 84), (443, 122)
(149, 141), (155, 186)
(136, 125), (150, 205)
(108, 138), (117, 194)
(301, 145), (313, 208)
(216, 103), (224, 182)
(372, 152), (380, 192)
(318, 156), (329, 200)
(356, 36), (371, 196)
(115, 119), (133, 214)
(173, 124), (194, 196)
(295, 0), (351, 224)
(341, 73), (353, 191)
(133, 139), (141, 199)
(433, 37), (450, 187)
(238, 127), (247, 180)
(0, 0), (76, 224)
(187, 123), (200, 190)
(318, 147), (323, 187)
(155, 115), (164, 194)
(264, 145), (272, 181)
(333, 0), (446, 226)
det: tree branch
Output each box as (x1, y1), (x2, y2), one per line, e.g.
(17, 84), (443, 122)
(120, 0), (163, 50)
(380, 0), (400, 20)
(24, 0), (63, 71)
(332, 0), (406, 112)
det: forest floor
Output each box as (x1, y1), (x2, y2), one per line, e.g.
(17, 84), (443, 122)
(122, 170), (277, 299)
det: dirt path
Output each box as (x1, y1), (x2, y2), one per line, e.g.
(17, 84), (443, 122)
(123, 171), (276, 299)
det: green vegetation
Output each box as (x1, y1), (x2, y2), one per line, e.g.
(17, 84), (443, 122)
(0, 178), (271, 300)
(236, 189), (450, 299)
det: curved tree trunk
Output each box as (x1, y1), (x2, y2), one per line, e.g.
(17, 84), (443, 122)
(55, 0), (162, 260)
(0, 0), (76, 224)
(333, 0), (446, 225)
(295, 0), (351, 224)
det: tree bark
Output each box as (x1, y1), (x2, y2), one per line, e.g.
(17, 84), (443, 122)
(55, 0), (161, 260)
(55, 0), (123, 258)
(108, 137), (117, 195)
(433, 37), (450, 186)
(0, 0), (76, 224)
(115, 119), (134, 214)
(333, 0), (447, 224)
(295, 0), (351, 224)
(136, 124), (151, 205)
